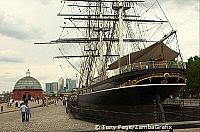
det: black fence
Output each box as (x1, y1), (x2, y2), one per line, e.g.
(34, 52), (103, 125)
(164, 98), (200, 107)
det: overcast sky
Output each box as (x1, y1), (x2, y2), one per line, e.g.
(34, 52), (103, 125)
(0, 0), (199, 93)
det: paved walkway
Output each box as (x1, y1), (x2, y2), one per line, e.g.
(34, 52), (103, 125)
(0, 101), (199, 132)
(0, 101), (95, 132)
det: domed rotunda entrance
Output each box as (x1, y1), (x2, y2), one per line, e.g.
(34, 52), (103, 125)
(12, 69), (43, 100)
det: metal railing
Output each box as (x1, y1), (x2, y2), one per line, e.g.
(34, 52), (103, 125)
(120, 61), (186, 74)
(164, 98), (200, 107)
(92, 61), (186, 84)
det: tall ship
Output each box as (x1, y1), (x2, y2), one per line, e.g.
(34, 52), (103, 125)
(36, 0), (186, 123)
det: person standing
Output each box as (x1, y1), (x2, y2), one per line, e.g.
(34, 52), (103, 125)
(42, 98), (45, 107)
(20, 103), (27, 122)
(25, 104), (31, 121)
(24, 98), (28, 105)
(9, 99), (13, 107)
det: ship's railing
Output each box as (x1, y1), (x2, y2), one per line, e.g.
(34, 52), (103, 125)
(92, 61), (186, 84)
(119, 61), (186, 74)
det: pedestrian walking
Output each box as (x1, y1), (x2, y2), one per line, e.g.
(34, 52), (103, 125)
(46, 97), (49, 107)
(20, 103), (27, 122)
(15, 101), (18, 108)
(25, 104), (31, 121)
(63, 99), (66, 106)
(54, 98), (57, 105)
(37, 96), (39, 104)
(42, 98), (45, 107)
(57, 97), (59, 103)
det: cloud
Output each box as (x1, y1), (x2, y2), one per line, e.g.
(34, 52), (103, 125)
(39, 0), (53, 5)
(0, 50), (24, 63)
(161, 0), (197, 5)
(161, 0), (198, 11)
(0, 10), (43, 40)
(0, 57), (24, 63)
(0, 74), (18, 92)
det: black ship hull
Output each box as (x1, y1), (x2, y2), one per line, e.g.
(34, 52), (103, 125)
(78, 84), (185, 108)
(71, 68), (186, 125)
(77, 68), (186, 109)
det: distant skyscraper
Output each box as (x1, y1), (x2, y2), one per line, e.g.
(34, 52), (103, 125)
(58, 77), (64, 92)
(65, 79), (70, 90)
(52, 82), (58, 94)
(65, 79), (77, 92)
(69, 80), (76, 89)
(45, 83), (53, 93)
(44, 78), (77, 94)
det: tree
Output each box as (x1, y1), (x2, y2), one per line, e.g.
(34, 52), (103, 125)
(187, 56), (200, 94)
(4, 92), (11, 102)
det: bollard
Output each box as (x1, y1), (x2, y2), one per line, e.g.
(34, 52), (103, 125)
(1, 106), (3, 112)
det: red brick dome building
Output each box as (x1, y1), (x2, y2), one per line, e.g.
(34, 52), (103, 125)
(12, 70), (43, 100)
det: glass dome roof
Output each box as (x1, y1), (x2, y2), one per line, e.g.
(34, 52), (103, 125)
(14, 70), (42, 90)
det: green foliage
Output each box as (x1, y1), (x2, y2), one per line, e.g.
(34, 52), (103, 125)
(187, 56), (200, 91)
(3, 93), (10, 102)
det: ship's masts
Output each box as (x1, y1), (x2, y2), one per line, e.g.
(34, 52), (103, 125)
(60, 26), (95, 28)
(159, 30), (176, 43)
(98, 0), (104, 78)
(58, 14), (140, 17)
(34, 38), (156, 44)
(66, 5), (109, 8)
(62, 0), (144, 2)
(60, 26), (111, 32)
(64, 17), (168, 23)
(53, 38), (154, 43)
(118, 0), (124, 57)
(34, 30), (174, 45)
(54, 55), (119, 59)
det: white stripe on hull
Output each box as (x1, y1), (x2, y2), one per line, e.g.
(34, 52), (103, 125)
(79, 83), (186, 96)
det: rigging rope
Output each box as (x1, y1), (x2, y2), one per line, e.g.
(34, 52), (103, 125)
(59, 1), (65, 14)
(148, 23), (163, 41)
(58, 48), (81, 74)
(156, 0), (174, 30)
(58, 59), (68, 78)
(175, 33), (183, 62)
(140, 2), (156, 16)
